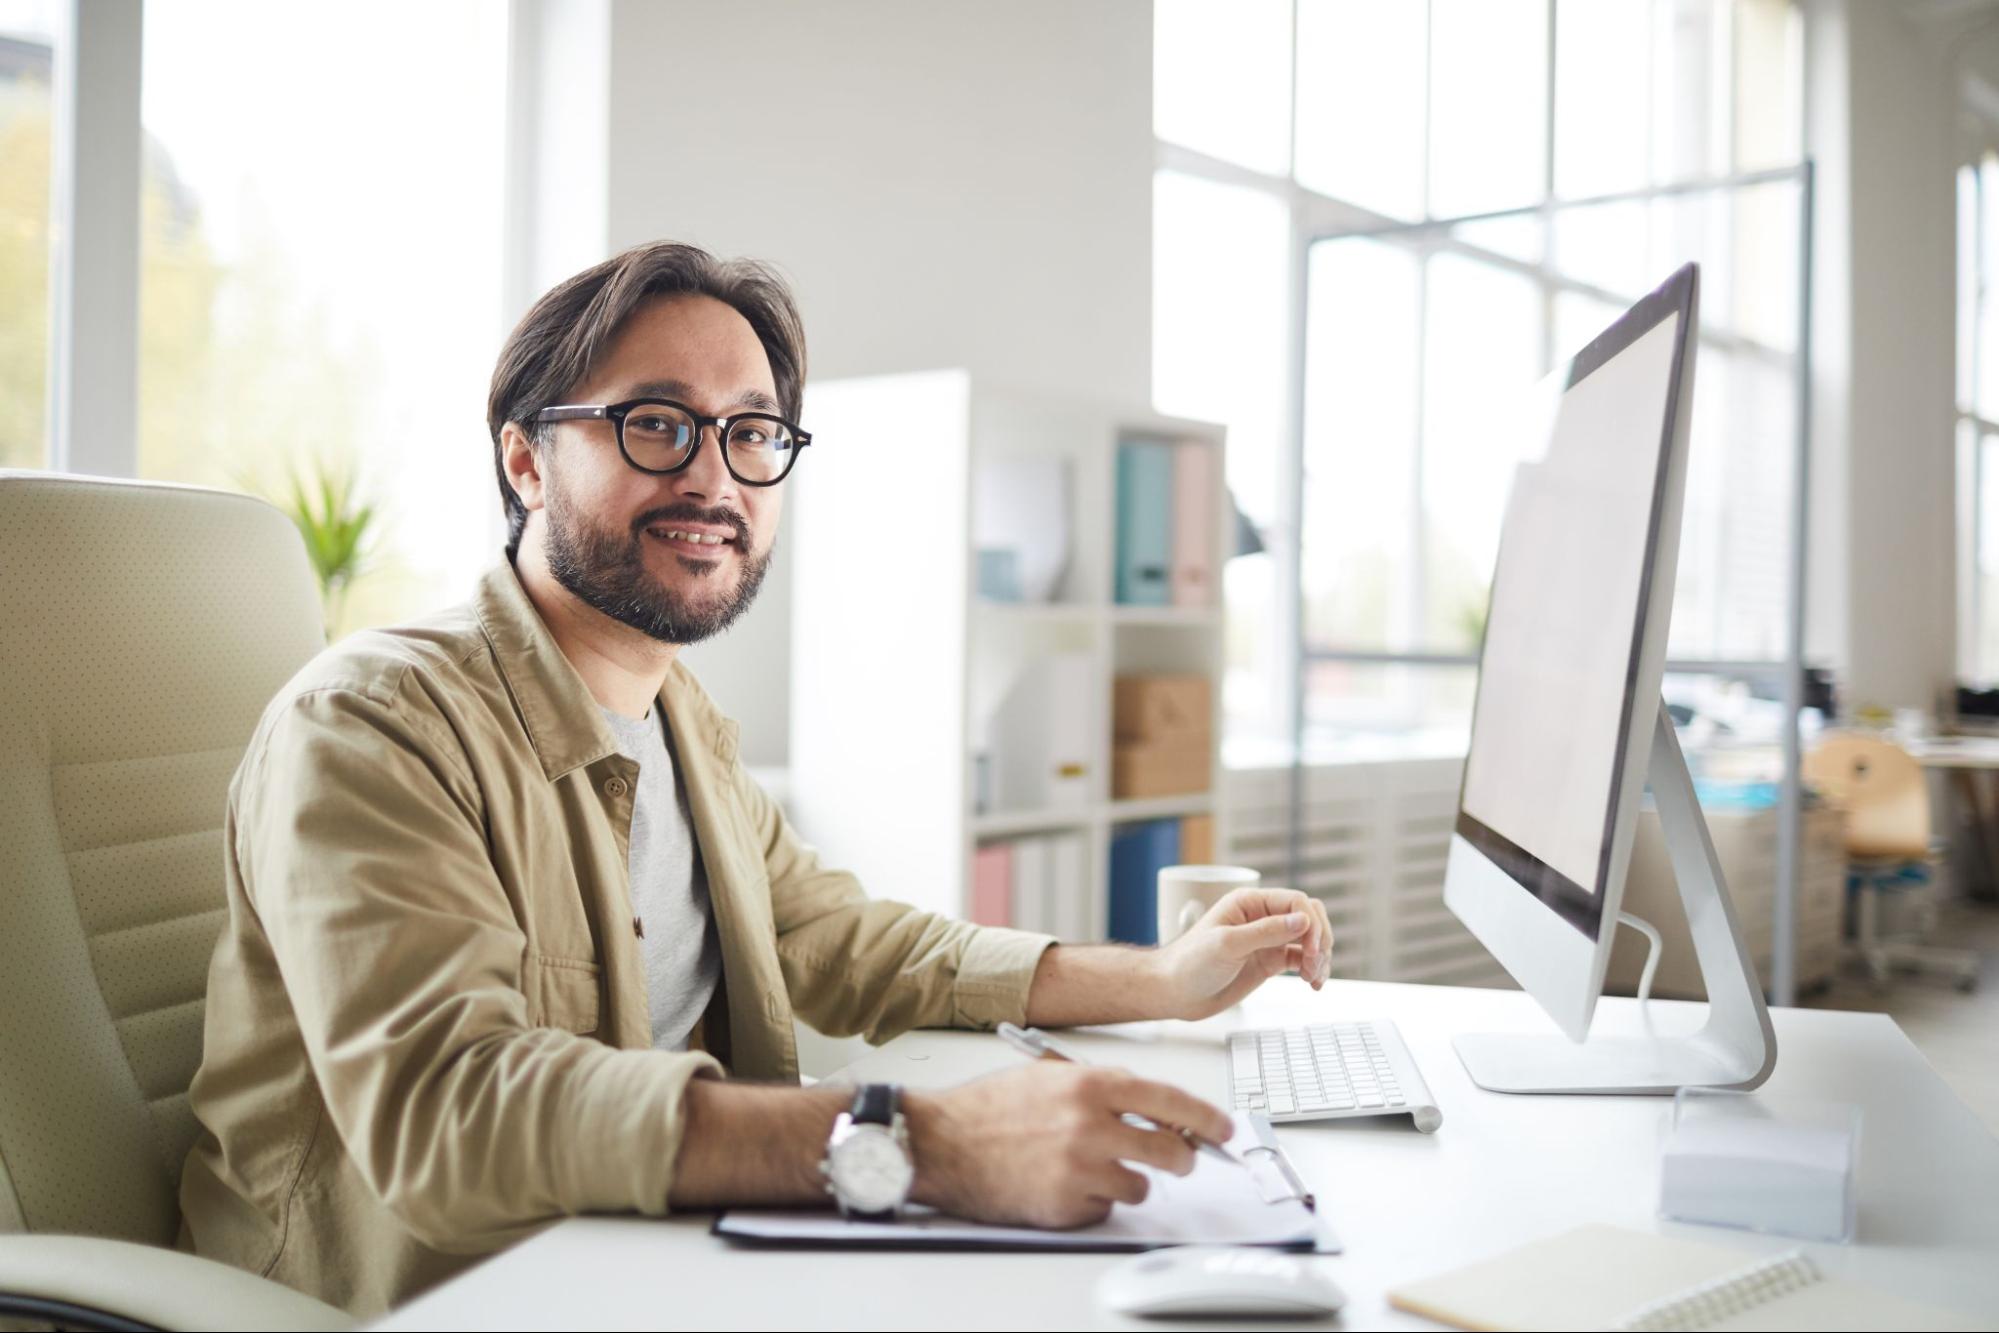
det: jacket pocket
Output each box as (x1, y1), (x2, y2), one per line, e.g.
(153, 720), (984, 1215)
(530, 955), (603, 1034)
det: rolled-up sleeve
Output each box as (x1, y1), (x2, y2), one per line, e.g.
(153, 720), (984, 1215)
(239, 683), (719, 1253)
(737, 763), (1055, 1043)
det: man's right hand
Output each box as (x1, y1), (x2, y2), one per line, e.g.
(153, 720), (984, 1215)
(900, 1062), (1235, 1229)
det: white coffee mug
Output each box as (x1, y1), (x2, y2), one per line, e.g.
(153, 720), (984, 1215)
(1156, 864), (1260, 944)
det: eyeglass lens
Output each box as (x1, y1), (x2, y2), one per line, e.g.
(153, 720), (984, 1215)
(622, 401), (796, 482)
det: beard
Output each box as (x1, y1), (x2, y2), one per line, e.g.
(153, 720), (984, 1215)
(542, 480), (772, 646)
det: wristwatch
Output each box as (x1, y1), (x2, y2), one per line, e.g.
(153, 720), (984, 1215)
(820, 1083), (914, 1220)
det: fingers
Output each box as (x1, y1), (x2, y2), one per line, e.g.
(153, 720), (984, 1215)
(1096, 1071), (1234, 1145)
(1301, 895), (1334, 985)
(1104, 1115), (1199, 1177)
(1218, 910), (1309, 958)
(1215, 887), (1335, 984)
(1085, 1163), (1151, 1209)
(1214, 886), (1317, 924)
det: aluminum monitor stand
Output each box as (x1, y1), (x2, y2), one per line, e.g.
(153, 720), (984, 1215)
(1453, 706), (1779, 1094)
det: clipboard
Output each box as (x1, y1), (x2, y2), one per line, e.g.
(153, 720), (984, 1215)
(712, 1112), (1339, 1253)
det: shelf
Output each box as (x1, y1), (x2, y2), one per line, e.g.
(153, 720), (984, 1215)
(794, 374), (1227, 927)
(1105, 792), (1215, 823)
(973, 792), (1216, 837)
(971, 807), (1095, 838)
(1108, 604), (1221, 627)
(972, 600), (1098, 623)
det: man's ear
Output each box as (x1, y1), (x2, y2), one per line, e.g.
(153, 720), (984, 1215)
(501, 421), (547, 515)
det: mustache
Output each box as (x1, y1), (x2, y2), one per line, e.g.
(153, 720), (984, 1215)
(630, 503), (750, 545)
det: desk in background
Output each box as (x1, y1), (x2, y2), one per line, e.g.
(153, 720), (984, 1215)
(1906, 735), (1999, 902)
(371, 979), (1999, 1331)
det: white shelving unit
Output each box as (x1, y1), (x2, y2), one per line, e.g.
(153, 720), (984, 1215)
(789, 369), (1227, 938)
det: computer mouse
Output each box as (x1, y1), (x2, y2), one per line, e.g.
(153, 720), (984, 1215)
(1096, 1245), (1347, 1319)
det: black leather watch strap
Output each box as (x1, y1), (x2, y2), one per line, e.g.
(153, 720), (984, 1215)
(851, 1082), (899, 1126)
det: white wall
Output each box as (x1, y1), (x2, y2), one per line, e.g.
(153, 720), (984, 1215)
(1805, 0), (1962, 714)
(599, 0), (1157, 764)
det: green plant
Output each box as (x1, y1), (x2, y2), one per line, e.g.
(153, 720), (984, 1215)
(1455, 588), (1490, 653)
(281, 459), (378, 638)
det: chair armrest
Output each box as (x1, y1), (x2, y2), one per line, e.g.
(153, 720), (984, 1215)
(0, 1233), (353, 1331)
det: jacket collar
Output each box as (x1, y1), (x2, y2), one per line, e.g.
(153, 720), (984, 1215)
(473, 560), (738, 780)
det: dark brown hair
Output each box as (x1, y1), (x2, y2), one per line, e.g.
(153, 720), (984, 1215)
(486, 241), (807, 554)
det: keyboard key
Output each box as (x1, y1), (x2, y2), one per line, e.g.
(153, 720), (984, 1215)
(1269, 1094), (1295, 1114)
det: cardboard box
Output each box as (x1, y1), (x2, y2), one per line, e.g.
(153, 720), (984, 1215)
(1114, 674), (1212, 743)
(1113, 738), (1211, 799)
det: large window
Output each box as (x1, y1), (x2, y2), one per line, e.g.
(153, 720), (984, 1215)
(0, 0), (58, 470)
(1154, 0), (1804, 761)
(135, 0), (509, 636)
(1959, 154), (1999, 683)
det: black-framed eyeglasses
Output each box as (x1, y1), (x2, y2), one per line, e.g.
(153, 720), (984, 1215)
(533, 397), (811, 486)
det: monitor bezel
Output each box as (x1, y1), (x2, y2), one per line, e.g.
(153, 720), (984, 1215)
(1451, 263), (1700, 945)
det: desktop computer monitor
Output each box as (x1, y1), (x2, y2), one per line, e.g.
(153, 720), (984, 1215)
(1443, 263), (1776, 1095)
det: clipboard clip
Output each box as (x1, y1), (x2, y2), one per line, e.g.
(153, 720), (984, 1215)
(1241, 1111), (1316, 1212)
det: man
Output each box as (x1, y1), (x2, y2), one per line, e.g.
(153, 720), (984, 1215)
(180, 241), (1335, 1317)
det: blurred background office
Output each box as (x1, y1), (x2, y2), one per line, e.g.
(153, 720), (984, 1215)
(3, 0), (1992, 1119)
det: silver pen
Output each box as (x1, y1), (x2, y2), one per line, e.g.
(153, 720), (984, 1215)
(997, 1022), (1244, 1167)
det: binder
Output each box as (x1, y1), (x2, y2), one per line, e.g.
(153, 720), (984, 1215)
(1108, 818), (1180, 944)
(1179, 814), (1215, 865)
(1010, 835), (1052, 934)
(970, 842), (1012, 927)
(1171, 440), (1216, 606)
(1115, 441), (1174, 605)
(989, 653), (1094, 811)
(1049, 832), (1092, 941)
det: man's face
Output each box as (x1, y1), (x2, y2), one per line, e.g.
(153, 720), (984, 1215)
(532, 293), (786, 645)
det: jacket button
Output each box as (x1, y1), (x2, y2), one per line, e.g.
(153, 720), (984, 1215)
(605, 776), (629, 798)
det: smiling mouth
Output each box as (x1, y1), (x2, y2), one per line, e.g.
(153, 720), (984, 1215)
(645, 525), (738, 557)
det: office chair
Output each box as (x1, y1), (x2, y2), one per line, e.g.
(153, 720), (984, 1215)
(0, 473), (352, 1330)
(1801, 731), (1981, 991)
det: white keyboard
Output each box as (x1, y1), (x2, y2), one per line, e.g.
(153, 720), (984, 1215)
(1226, 1020), (1442, 1133)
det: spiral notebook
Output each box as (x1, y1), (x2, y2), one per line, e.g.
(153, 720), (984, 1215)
(1387, 1225), (1985, 1331)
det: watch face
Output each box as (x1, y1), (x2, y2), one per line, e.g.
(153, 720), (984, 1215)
(830, 1123), (913, 1213)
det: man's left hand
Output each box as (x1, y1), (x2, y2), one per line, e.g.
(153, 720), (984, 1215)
(1149, 888), (1335, 1021)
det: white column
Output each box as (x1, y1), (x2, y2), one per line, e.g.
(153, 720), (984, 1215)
(1803, 0), (1959, 715)
(501, 0), (611, 329)
(48, 0), (144, 478)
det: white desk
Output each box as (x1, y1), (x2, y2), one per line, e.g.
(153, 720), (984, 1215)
(373, 979), (1999, 1330)
(1907, 737), (1999, 900)
(1909, 736), (1999, 770)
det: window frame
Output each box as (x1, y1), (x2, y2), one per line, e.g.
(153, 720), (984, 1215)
(1152, 0), (1815, 1007)
(32, 0), (521, 580)
(1155, 0), (1811, 756)
(46, 0), (143, 477)
(1957, 156), (1999, 685)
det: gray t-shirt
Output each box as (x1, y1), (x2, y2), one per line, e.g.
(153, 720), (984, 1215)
(600, 706), (722, 1052)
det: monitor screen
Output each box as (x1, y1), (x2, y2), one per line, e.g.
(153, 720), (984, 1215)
(1456, 311), (1684, 940)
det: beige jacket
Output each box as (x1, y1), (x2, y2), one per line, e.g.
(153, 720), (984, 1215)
(179, 561), (1053, 1317)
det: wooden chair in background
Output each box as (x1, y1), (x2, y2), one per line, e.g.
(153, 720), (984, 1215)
(1801, 732), (1981, 991)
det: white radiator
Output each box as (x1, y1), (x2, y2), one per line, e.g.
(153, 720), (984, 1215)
(1223, 759), (1514, 989)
